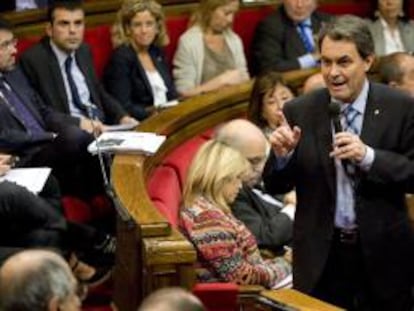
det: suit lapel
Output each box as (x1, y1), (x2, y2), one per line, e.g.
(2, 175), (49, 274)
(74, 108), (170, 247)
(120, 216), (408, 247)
(360, 83), (384, 146)
(3, 73), (45, 128)
(315, 92), (336, 196)
(44, 40), (71, 114)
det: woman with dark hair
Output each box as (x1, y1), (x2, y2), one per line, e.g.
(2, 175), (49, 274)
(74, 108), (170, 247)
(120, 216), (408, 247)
(368, 0), (414, 55)
(247, 71), (294, 138)
(104, 0), (177, 121)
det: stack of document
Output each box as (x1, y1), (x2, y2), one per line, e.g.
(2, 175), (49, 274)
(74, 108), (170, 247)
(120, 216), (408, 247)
(87, 131), (166, 155)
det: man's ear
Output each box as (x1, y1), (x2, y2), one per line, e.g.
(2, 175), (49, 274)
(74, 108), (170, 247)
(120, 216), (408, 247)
(48, 296), (60, 311)
(364, 54), (375, 72)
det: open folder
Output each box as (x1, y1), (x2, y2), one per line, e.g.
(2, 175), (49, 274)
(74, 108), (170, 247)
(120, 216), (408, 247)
(87, 131), (166, 155)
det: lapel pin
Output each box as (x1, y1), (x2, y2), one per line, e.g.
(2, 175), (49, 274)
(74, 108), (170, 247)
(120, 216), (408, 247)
(374, 109), (380, 115)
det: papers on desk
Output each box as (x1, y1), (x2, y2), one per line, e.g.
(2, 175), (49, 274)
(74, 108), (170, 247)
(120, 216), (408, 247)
(87, 131), (166, 155)
(272, 273), (293, 290)
(103, 120), (139, 132)
(0, 167), (51, 194)
(155, 99), (179, 109)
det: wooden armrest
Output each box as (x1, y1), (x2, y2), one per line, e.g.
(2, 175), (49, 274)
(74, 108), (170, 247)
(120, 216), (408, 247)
(239, 285), (265, 295)
(260, 289), (345, 311)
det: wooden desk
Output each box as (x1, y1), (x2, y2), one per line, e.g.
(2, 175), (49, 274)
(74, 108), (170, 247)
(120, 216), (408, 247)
(261, 289), (345, 311)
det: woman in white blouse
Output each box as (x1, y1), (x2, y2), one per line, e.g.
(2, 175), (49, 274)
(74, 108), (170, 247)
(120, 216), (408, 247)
(368, 0), (414, 56)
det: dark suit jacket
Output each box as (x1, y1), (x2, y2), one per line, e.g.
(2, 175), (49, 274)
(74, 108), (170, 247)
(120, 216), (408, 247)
(0, 0), (50, 12)
(251, 6), (330, 74)
(0, 67), (72, 156)
(19, 37), (127, 125)
(231, 186), (293, 254)
(263, 84), (414, 299)
(103, 44), (177, 121)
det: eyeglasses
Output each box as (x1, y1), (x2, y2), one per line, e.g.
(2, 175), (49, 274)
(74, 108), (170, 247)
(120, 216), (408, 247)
(0, 38), (17, 51)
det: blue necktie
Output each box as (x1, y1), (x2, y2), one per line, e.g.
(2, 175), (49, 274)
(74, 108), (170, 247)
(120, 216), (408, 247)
(342, 105), (359, 135)
(64, 56), (87, 114)
(0, 78), (45, 136)
(297, 22), (314, 53)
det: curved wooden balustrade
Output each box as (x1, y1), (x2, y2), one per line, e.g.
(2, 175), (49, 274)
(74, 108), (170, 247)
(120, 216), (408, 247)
(112, 69), (342, 311)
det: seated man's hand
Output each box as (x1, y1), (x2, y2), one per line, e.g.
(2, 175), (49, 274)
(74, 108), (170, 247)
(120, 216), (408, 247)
(119, 115), (139, 125)
(79, 117), (105, 136)
(0, 154), (12, 176)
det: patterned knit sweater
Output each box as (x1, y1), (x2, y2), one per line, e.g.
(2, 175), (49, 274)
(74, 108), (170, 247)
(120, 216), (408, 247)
(179, 196), (291, 288)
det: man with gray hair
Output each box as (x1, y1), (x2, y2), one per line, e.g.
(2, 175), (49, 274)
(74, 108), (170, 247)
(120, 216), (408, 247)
(264, 15), (414, 310)
(378, 51), (414, 98)
(0, 249), (82, 310)
(215, 119), (293, 255)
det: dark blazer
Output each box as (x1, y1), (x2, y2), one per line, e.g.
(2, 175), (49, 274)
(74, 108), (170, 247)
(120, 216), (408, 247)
(0, 0), (49, 12)
(251, 6), (330, 74)
(231, 186), (293, 253)
(103, 44), (177, 121)
(263, 84), (414, 299)
(0, 67), (71, 155)
(19, 37), (127, 125)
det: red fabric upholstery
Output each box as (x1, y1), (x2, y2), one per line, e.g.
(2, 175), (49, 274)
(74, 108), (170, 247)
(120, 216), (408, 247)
(163, 135), (209, 189)
(193, 283), (239, 311)
(147, 165), (182, 227)
(83, 25), (113, 78)
(165, 15), (190, 67)
(319, 3), (373, 17)
(62, 196), (94, 223)
(233, 6), (273, 64)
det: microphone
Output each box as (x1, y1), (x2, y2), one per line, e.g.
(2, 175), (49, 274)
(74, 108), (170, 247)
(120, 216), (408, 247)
(328, 102), (353, 176)
(328, 101), (342, 133)
(84, 102), (135, 227)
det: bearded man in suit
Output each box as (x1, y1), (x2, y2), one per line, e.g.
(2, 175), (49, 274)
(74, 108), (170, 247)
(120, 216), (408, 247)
(264, 15), (414, 311)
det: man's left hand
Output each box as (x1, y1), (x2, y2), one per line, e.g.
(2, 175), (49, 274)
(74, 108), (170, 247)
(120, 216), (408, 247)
(330, 132), (367, 163)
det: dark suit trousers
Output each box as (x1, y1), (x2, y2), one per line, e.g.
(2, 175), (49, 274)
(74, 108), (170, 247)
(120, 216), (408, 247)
(19, 124), (104, 199)
(311, 232), (414, 311)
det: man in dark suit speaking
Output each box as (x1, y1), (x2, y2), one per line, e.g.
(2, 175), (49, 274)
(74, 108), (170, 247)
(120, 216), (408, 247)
(263, 15), (414, 310)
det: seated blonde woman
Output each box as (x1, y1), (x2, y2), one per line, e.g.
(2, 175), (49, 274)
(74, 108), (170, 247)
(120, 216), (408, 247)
(173, 0), (249, 98)
(104, 0), (177, 121)
(180, 140), (291, 288)
(248, 71), (295, 139)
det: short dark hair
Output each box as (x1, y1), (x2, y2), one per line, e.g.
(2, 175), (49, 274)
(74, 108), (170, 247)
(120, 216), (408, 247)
(0, 18), (13, 33)
(318, 15), (374, 60)
(47, 1), (83, 23)
(378, 52), (409, 84)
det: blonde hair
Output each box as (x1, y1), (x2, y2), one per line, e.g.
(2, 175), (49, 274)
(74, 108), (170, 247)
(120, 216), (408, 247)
(118, 0), (169, 47)
(183, 140), (250, 212)
(190, 0), (238, 31)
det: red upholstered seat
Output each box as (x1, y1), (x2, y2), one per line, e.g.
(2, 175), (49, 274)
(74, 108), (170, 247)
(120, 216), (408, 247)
(163, 135), (209, 189)
(147, 165), (182, 228)
(165, 15), (190, 67)
(83, 25), (113, 78)
(193, 283), (239, 311)
(62, 196), (94, 223)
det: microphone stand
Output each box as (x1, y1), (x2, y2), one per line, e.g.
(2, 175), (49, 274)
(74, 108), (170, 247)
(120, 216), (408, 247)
(84, 102), (135, 229)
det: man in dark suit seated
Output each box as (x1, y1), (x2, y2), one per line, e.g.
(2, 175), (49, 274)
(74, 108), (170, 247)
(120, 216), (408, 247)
(0, 18), (103, 198)
(215, 119), (294, 255)
(20, 0), (137, 135)
(251, 0), (330, 74)
(0, 154), (114, 274)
